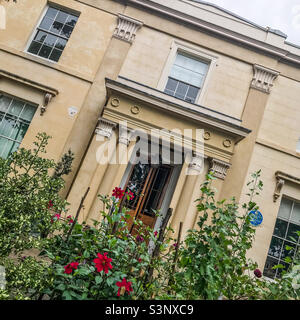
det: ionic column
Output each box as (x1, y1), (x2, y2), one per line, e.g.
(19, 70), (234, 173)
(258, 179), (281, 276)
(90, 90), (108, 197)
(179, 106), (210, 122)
(67, 118), (117, 221)
(170, 152), (204, 238)
(220, 64), (279, 202)
(60, 14), (143, 198)
(87, 125), (134, 224)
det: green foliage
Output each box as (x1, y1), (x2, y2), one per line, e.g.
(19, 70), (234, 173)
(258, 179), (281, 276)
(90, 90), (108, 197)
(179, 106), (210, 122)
(39, 194), (175, 300)
(168, 171), (264, 299)
(0, 133), (69, 257)
(0, 135), (299, 300)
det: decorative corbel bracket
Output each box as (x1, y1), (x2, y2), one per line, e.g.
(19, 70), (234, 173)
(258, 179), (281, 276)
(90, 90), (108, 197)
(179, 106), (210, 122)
(113, 14), (143, 44)
(40, 92), (55, 116)
(273, 171), (300, 202)
(251, 64), (279, 94)
(209, 158), (231, 180)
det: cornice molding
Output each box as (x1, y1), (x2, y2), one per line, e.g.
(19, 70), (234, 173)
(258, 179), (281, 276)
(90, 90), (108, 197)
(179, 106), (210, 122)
(113, 14), (143, 43)
(125, 0), (300, 66)
(103, 108), (233, 162)
(251, 64), (280, 94)
(105, 78), (251, 143)
(0, 69), (58, 96)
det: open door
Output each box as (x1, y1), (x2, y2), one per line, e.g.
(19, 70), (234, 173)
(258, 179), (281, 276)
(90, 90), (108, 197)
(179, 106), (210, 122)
(122, 162), (173, 234)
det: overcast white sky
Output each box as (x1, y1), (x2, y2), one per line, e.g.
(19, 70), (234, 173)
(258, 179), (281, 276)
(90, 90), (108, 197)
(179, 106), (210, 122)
(205, 0), (300, 45)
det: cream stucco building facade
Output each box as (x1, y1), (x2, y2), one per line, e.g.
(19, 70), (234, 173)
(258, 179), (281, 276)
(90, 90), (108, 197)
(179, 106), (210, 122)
(0, 0), (300, 280)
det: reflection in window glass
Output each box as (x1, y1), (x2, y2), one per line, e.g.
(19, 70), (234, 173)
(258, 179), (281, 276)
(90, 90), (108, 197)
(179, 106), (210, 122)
(0, 94), (37, 159)
(28, 6), (79, 62)
(263, 197), (300, 279)
(164, 52), (209, 104)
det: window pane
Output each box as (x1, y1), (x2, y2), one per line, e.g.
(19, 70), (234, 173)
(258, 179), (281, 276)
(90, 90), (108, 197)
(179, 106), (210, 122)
(49, 49), (63, 62)
(55, 37), (67, 50)
(10, 121), (29, 143)
(0, 137), (12, 159)
(50, 21), (63, 34)
(291, 202), (300, 225)
(186, 86), (199, 103)
(165, 78), (178, 93)
(44, 34), (57, 47)
(40, 16), (53, 31)
(56, 11), (68, 24)
(281, 241), (296, 259)
(0, 115), (16, 137)
(286, 222), (300, 243)
(274, 218), (288, 238)
(66, 15), (78, 27)
(39, 45), (52, 59)
(278, 197), (293, 220)
(263, 256), (278, 279)
(8, 99), (25, 117)
(277, 261), (290, 278)
(268, 236), (283, 258)
(45, 7), (58, 20)
(34, 30), (47, 43)
(20, 105), (36, 122)
(60, 25), (73, 38)
(28, 41), (42, 55)
(170, 53), (208, 88)
(0, 95), (12, 112)
(174, 82), (188, 100)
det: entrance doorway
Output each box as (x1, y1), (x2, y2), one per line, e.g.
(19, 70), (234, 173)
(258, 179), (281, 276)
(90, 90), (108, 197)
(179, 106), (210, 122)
(122, 162), (173, 234)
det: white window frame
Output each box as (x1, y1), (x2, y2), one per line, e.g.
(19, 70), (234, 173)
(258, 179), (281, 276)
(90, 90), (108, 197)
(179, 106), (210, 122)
(157, 40), (218, 106)
(24, 3), (79, 64)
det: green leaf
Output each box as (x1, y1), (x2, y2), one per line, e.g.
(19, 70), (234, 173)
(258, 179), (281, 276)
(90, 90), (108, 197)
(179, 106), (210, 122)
(62, 291), (72, 300)
(95, 275), (102, 284)
(56, 283), (66, 291)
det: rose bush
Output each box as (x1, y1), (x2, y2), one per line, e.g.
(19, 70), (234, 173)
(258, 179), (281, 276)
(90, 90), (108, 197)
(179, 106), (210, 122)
(0, 133), (299, 300)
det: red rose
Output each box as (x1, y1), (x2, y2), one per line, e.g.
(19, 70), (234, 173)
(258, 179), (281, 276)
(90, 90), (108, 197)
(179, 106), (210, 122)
(51, 213), (61, 223)
(67, 215), (74, 224)
(94, 252), (113, 274)
(48, 200), (53, 209)
(254, 269), (262, 278)
(136, 235), (144, 243)
(64, 261), (79, 274)
(116, 278), (133, 297)
(112, 187), (125, 199)
(154, 231), (158, 237)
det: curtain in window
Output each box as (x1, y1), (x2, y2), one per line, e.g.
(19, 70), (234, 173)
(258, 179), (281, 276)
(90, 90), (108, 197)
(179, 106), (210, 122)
(170, 53), (209, 88)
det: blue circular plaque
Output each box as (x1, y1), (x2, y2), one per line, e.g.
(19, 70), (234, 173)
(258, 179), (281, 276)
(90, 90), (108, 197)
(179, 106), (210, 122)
(248, 210), (263, 227)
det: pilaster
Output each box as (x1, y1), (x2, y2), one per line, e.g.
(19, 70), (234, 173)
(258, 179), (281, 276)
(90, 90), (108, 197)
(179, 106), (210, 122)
(60, 13), (143, 199)
(220, 64), (280, 202)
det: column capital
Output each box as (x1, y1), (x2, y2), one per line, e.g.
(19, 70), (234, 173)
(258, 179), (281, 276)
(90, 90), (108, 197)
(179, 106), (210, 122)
(209, 158), (231, 180)
(113, 14), (143, 44)
(251, 64), (279, 94)
(118, 126), (134, 146)
(95, 118), (117, 139)
(188, 152), (204, 174)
